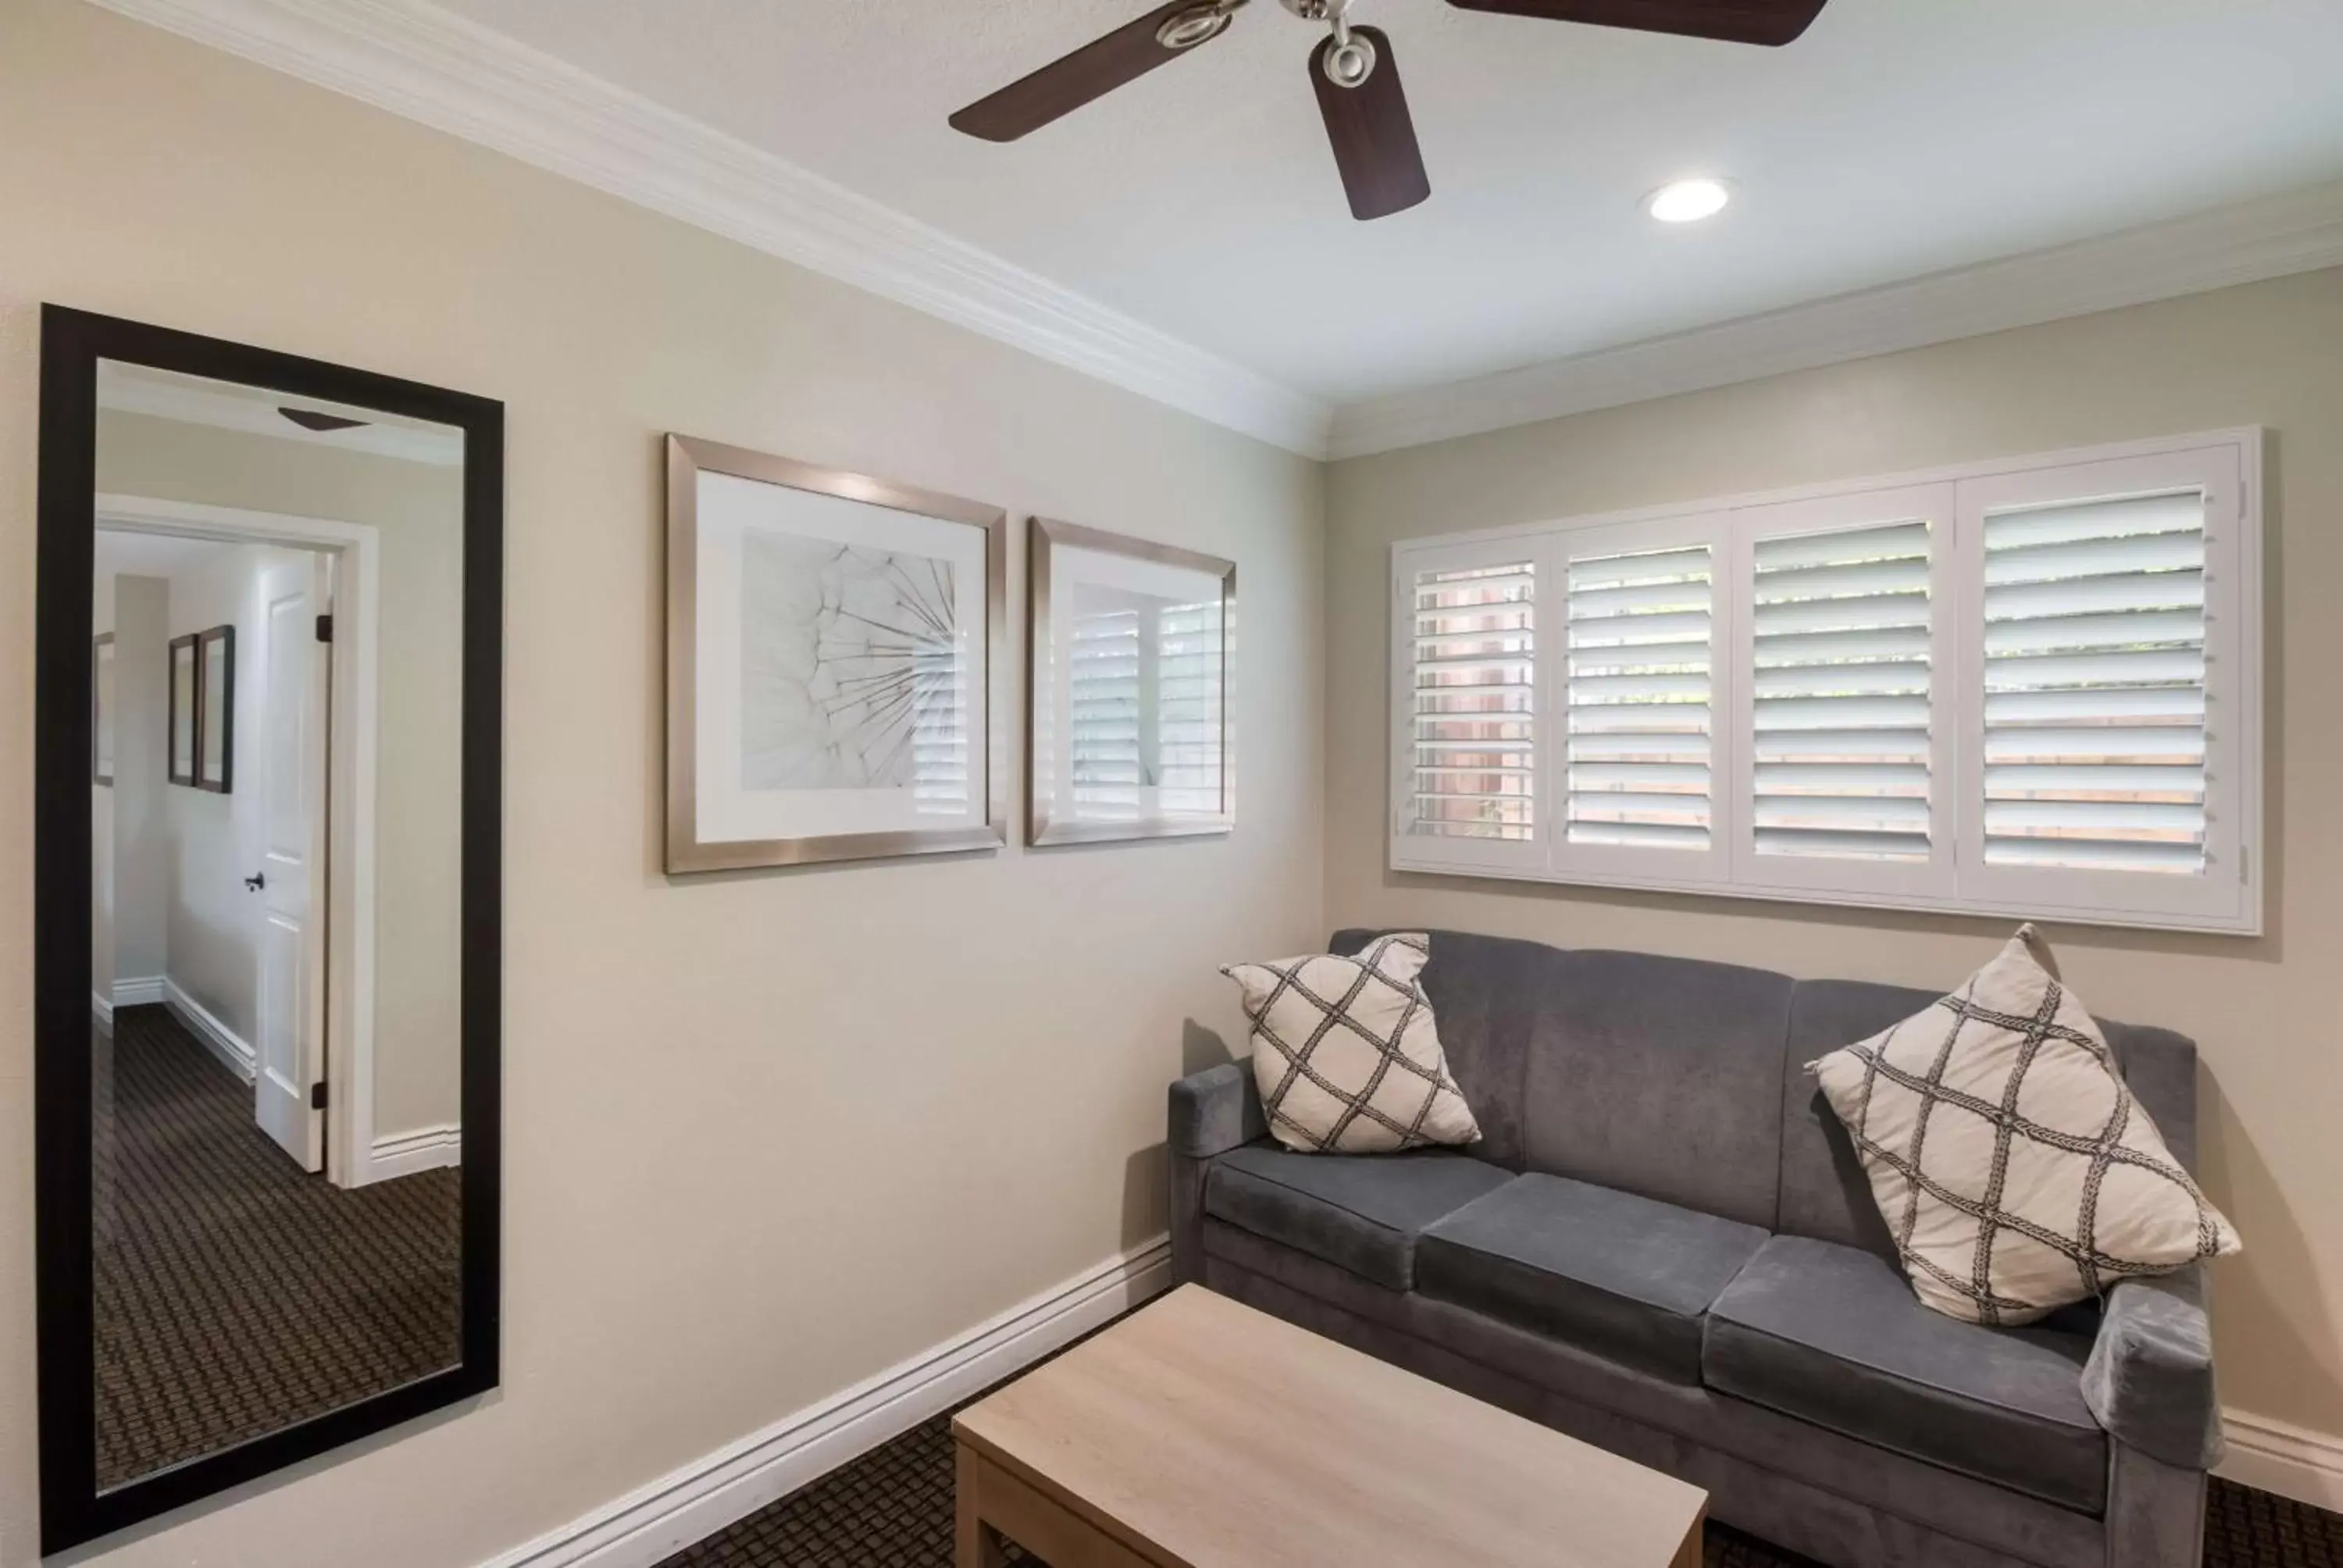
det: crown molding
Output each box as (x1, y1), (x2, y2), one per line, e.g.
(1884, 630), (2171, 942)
(87, 0), (1336, 458)
(1328, 180), (2343, 460)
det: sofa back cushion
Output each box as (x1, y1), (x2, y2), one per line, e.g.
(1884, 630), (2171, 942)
(1779, 977), (2206, 1261)
(1519, 950), (1796, 1231)
(1779, 978), (1935, 1259)
(1331, 928), (1551, 1170)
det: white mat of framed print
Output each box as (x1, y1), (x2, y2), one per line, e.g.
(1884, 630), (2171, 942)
(665, 436), (1006, 872)
(1027, 516), (1234, 846)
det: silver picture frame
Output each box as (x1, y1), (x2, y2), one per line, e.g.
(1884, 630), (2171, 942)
(665, 434), (1007, 873)
(1026, 516), (1236, 847)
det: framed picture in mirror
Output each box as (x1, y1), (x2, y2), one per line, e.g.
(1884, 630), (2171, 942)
(34, 305), (504, 1554)
(194, 622), (234, 793)
(1025, 517), (1235, 846)
(166, 632), (198, 786)
(91, 633), (115, 787)
(664, 434), (1007, 872)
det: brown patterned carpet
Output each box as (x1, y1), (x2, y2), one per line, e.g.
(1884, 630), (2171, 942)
(92, 1004), (462, 1488)
(660, 1363), (2343, 1568)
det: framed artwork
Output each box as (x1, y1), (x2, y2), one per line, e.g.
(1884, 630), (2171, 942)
(195, 624), (234, 793)
(664, 434), (1007, 873)
(1026, 517), (1234, 846)
(167, 633), (198, 786)
(91, 634), (115, 787)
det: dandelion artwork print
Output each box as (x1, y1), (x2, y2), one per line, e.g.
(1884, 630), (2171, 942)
(665, 435), (1005, 872)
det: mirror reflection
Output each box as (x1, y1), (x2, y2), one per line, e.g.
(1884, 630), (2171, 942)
(87, 361), (468, 1490)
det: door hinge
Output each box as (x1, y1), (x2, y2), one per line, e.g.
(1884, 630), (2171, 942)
(310, 1081), (329, 1110)
(316, 613), (334, 643)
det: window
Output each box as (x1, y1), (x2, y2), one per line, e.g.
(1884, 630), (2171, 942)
(1389, 431), (2260, 934)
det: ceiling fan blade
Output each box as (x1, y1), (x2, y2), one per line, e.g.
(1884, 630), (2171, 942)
(1445, 0), (1826, 47)
(1311, 27), (1429, 222)
(950, 2), (1240, 142)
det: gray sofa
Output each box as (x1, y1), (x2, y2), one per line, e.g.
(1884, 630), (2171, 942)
(1169, 929), (2218, 1568)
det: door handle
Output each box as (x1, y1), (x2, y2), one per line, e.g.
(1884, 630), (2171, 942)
(244, 873), (266, 892)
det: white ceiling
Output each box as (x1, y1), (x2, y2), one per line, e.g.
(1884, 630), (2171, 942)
(423, 0), (2343, 406)
(98, 361), (466, 466)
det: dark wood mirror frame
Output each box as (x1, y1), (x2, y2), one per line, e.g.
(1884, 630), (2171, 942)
(34, 305), (505, 1553)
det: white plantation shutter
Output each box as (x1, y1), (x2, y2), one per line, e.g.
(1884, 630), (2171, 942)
(1978, 493), (2207, 873)
(1389, 432), (2258, 934)
(1562, 538), (1717, 853)
(1750, 522), (1933, 859)
(1404, 555), (1537, 845)
(1732, 483), (1956, 896)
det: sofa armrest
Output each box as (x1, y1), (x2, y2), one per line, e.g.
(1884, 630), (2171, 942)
(2083, 1267), (2220, 1470)
(1169, 1062), (1267, 1160)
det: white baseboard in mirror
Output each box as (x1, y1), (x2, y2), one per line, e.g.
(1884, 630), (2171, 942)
(478, 1237), (1174, 1568)
(367, 1125), (463, 1182)
(164, 977), (256, 1084)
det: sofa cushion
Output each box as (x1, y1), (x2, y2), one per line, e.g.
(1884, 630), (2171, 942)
(1703, 1235), (2108, 1514)
(1204, 1143), (1514, 1290)
(1521, 950), (1795, 1230)
(1418, 1174), (1767, 1384)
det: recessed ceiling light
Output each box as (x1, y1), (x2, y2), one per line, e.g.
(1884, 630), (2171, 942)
(1646, 178), (1731, 224)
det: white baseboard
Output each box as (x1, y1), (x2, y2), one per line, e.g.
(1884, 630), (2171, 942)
(163, 978), (256, 1084)
(114, 975), (166, 1007)
(478, 1236), (1175, 1568)
(2218, 1408), (2343, 1511)
(91, 990), (113, 1028)
(368, 1124), (462, 1181)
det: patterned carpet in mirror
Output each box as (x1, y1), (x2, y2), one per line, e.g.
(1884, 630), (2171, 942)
(93, 1006), (462, 1488)
(658, 1397), (2341, 1567)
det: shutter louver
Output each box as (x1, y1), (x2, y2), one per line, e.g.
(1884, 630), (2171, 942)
(1981, 491), (2208, 875)
(1566, 544), (1712, 848)
(1411, 562), (1535, 839)
(1750, 521), (1934, 861)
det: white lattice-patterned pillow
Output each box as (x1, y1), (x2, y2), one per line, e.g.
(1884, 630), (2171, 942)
(1810, 925), (2239, 1325)
(1218, 932), (1481, 1155)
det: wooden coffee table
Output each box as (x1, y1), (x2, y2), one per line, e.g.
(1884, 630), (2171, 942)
(952, 1283), (1706, 1568)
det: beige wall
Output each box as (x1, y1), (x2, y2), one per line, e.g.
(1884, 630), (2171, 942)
(1326, 265), (2343, 1444)
(108, 575), (171, 993)
(0, 3), (1324, 1566)
(98, 411), (469, 1141)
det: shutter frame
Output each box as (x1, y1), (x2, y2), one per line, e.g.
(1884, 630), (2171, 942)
(1551, 511), (1735, 886)
(1952, 446), (2251, 929)
(1389, 536), (1550, 877)
(1728, 483), (1958, 901)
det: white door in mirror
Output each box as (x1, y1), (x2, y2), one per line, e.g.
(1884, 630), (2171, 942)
(254, 555), (332, 1171)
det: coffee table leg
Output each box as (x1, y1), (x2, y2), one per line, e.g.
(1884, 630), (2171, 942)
(954, 1438), (1009, 1568)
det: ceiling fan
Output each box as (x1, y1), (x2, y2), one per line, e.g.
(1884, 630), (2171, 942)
(950, 0), (1826, 221)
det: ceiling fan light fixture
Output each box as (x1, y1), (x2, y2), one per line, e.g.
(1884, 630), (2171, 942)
(1646, 177), (1731, 224)
(1157, 5), (1237, 51)
(1321, 32), (1378, 87)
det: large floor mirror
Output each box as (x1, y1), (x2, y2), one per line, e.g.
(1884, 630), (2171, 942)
(35, 307), (502, 1552)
